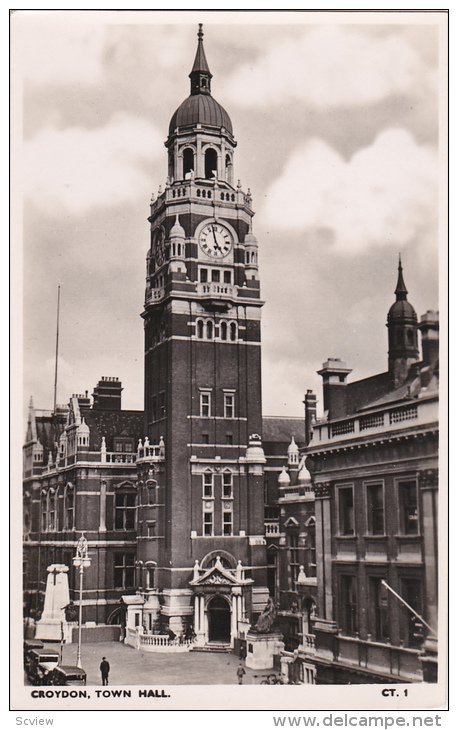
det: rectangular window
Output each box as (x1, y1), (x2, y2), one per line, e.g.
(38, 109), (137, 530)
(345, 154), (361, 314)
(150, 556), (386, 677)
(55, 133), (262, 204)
(203, 472), (213, 498)
(369, 577), (389, 641)
(338, 486), (354, 535)
(222, 471), (233, 498)
(200, 391), (211, 417)
(203, 508), (213, 536)
(211, 269), (220, 283)
(114, 492), (136, 530)
(340, 574), (358, 635)
(200, 268), (208, 283)
(304, 524), (316, 578)
(223, 270), (232, 284)
(400, 578), (423, 647)
(289, 533), (300, 590)
(225, 433), (233, 445)
(114, 553), (135, 588)
(223, 508), (233, 536)
(366, 482), (385, 535)
(398, 480), (419, 534)
(224, 393), (235, 418)
(65, 490), (74, 530)
(202, 432), (210, 444)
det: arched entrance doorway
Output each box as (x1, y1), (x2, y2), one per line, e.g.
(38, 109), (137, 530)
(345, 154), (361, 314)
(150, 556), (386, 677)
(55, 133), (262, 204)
(207, 595), (231, 643)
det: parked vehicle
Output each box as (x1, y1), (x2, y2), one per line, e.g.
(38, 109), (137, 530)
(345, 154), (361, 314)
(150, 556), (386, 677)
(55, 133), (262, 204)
(27, 649), (59, 685)
(23, 640), (44, 670)
(47, 665), (87, 686)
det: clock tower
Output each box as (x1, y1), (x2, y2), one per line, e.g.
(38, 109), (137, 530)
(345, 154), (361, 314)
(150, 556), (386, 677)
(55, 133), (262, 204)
(136, 25), (269, 646)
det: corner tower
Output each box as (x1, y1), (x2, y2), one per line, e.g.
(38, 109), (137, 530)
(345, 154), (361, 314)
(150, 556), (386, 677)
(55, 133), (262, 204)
(387, 256), (419, 387)
(137, 25), (268, 645)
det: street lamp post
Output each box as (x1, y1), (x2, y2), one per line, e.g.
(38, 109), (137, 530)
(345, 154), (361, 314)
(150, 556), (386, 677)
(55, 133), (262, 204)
(73, 533), (91, 669)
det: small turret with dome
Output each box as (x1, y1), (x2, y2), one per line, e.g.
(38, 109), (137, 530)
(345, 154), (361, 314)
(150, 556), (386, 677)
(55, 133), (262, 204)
(387, 256), (419, 387)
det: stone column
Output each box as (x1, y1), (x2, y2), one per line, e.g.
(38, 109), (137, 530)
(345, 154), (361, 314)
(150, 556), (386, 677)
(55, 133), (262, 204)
(314, 482), (333, 620)
(99, 480), (107, 532)
(231, 593), (237, 644)
(196, 138), (203, 178)
(194, 594), (199, 633)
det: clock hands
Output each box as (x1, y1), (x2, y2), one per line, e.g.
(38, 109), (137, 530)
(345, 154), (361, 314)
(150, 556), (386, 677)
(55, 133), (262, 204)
(211, 226), (222, 254)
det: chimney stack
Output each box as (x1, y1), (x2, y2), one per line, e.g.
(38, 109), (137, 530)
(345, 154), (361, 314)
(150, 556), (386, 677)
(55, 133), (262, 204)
(317, 358), (352, 421)
(418, 311), (439, 367)
(303, 389), (317, 445)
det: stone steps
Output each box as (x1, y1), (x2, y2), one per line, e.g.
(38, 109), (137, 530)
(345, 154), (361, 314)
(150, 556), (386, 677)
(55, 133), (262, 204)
(191, 643), (233, 654)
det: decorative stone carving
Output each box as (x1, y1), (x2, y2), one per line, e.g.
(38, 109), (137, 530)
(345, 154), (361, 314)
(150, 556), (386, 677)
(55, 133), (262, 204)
(418, 469), (438, 489)
(314, 482), (331, 499)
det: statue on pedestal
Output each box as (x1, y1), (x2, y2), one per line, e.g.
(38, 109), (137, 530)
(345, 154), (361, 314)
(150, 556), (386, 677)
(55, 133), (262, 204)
(254, 596), (277, 634)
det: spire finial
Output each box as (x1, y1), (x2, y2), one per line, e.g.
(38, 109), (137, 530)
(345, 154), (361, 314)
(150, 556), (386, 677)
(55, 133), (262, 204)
(189, 23), (212, 95)
(395, 254), (408, 301)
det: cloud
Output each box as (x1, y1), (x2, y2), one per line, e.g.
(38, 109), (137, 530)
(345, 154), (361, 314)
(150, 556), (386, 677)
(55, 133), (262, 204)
(13, 18), (107, 85)
(261, 128), (437, 254)
(221, 25), (432, 110)
(23, 113), (163, 214)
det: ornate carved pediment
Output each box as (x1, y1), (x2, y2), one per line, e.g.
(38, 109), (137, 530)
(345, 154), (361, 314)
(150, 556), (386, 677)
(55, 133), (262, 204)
(190, 555), (251, 587)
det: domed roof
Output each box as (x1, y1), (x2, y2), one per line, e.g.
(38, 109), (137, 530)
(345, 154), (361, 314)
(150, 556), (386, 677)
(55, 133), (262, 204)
(170, 215), (185, 239)
(169, 94), (232, 136)
(387, 299), (417, 322)
(278, 466), (291, 486)
(297, 463), (312, 485)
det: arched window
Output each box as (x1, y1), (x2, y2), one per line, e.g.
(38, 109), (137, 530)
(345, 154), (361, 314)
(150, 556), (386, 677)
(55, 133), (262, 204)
(220, 321), (228, 341)
(225, 154), (233, 184)
(205, 148), (218, 179)
(206, 320), (214, 340)
(197, 320), (204, 339)
(230, 322), (237, 342)
(183, 148), (194, 178)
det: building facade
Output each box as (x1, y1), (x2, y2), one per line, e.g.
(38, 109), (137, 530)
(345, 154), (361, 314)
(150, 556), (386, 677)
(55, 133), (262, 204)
(297, 262), (439, 684)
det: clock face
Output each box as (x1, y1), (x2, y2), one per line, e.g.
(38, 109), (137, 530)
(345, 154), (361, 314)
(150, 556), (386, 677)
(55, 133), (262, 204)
(155, 227), (166, 265)
(199, 223), (233, 259)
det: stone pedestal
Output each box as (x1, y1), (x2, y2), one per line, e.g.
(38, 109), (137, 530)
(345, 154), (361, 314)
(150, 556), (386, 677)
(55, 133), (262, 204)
(245, 630), (284, 670)
(35, 565), (70, 642)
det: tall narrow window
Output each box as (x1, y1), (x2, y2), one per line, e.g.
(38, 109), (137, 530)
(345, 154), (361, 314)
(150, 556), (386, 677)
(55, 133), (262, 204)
(211, 269), (220, 283)
(230, 322), (237, 342)
(205, 148), (217, 179)
(304, 518), (316, 578)
(338, 486), (354, 535)
(369, 577), (389, 641)
(366, 483), (385, 535)
(206, 321), (213, 340)
(222, 471), (233, 498)
(203, 471), (213, 498)
(65, 486), (74, 530)
(340, 575), (358, 635)
(115, 492), (136, 530)
(200, 268), (208, 283)
(197, 320), (204, 339)
(224, 393), (235, 418)
(223, 270), (232, 284)
(220, 322), (228, 341)
(203, 504), (214, 536)
(183, 147), (194, 177)
(288, 533), (300, 590)
(200, 391), (211, 418)
(222, 505), (233, 536)
(48, 491), (56, 532)
(398, 480), (419, 534)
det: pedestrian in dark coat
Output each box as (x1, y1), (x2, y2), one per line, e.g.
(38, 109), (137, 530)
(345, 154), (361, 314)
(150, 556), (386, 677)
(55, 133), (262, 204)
(100, 657), (110, 685)
(236, 663), (246, 685)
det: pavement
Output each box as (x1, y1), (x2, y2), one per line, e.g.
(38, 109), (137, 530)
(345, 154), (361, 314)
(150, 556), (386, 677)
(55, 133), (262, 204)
(39, 641), (273, 686)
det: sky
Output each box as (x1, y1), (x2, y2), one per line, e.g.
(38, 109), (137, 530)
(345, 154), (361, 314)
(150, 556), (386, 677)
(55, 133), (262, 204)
(14, 10), (444, 421)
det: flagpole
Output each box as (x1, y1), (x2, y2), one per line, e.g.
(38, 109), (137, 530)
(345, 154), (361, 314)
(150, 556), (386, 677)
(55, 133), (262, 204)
(53, 285), (61, 414)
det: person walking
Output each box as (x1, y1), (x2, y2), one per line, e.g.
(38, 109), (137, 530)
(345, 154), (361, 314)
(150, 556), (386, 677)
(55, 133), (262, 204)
(236, 662), (246, 685)
(100, 657), (110, 686)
